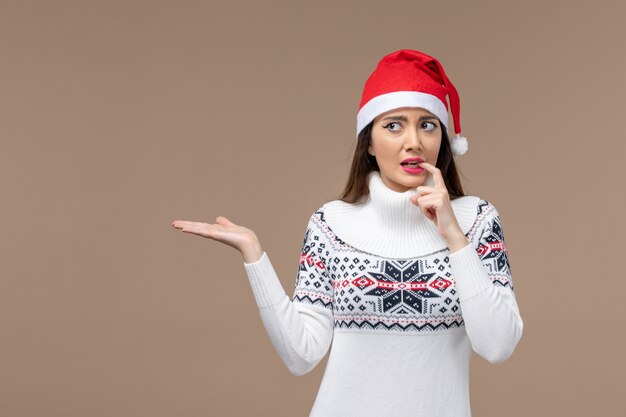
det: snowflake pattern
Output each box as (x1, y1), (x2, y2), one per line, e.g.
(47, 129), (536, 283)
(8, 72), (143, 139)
(293, 200), (513, 333)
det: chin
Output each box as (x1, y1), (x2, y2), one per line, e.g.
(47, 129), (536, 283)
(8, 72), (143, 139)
(407, 179), (427, 188)
(381, 170), (428, 192)
(402, 173), (427, 184)
(392, 178), (424, 192)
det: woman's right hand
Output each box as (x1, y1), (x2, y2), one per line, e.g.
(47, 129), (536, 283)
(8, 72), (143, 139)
(171, 216), (264, 263)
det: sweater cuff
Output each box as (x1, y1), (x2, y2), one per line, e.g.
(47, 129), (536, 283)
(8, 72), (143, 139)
(448, 243), (493, 301)
(243, 252), (288, 308)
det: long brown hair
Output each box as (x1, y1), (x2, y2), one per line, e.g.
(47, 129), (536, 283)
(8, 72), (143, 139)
(339, 122), (465, 204)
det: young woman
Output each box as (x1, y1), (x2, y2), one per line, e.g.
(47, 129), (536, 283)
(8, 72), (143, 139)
(172, 49), (523, 417)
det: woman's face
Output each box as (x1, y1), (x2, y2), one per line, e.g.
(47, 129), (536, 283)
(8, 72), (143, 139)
(369, 107), (442, 192)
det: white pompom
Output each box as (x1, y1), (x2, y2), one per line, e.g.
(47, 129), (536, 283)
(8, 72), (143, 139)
(450, 134), (468, 156)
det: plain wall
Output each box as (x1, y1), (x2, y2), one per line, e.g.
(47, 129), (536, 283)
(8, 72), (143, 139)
(1, 0), (625, 416)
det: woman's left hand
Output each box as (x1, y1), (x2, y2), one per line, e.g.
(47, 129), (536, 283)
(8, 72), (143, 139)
(409, 162), (468, 248)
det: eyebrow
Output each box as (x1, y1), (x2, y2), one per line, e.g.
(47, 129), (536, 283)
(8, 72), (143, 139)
(381, 115), (439, 122)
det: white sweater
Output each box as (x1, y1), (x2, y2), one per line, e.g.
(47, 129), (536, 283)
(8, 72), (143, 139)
(243, 171), (523, 417)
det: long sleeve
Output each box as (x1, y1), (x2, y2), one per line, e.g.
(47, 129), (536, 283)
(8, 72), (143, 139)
(449, 201), (523, 363)
(243, 211), (334, 376)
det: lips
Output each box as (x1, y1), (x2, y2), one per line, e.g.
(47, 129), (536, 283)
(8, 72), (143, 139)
(401, 157), (424, 168)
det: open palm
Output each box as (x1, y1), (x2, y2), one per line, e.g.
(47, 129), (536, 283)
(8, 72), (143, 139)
(171, 216), (262, 262)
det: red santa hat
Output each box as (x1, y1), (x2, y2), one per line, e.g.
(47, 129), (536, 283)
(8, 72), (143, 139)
(356, 49), (468, 156)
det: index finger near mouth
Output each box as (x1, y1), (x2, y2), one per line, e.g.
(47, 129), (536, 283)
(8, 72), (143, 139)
(419, 162), (445, 188)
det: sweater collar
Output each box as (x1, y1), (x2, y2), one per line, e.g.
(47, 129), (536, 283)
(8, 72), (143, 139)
(323, 171), (480, 258)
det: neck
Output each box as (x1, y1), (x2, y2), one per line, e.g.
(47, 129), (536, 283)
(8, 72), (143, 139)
(322, 171), (480, 258)
(368, 171), (434, 234)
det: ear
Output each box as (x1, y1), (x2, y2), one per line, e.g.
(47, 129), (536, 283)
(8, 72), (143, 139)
(368, 144), (375, 156)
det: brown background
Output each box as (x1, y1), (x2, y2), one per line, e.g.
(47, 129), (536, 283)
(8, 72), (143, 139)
(1, 0), (625, 416)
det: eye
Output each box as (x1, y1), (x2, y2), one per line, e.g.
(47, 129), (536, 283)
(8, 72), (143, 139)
(382, 122), (402, 131)
(421, 121), (438, 131)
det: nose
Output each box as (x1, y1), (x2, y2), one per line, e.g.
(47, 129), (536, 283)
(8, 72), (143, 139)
(403, 125), (422, 152)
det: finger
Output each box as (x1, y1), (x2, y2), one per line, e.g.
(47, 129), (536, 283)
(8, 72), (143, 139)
(415, 196), (440, 222)
(216, 216), (236, 226)
(417, 162), (445, 188)
(182, 223), (223, 238)
(412, 195), (422, 208)
(411, 192), (436, 204)
(172, 220), (203, 229)
(181, 223), (208, 234)
(414, 185), (437, 196)
(417, 194), (446, 211)
(418, 204), (435, 221)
